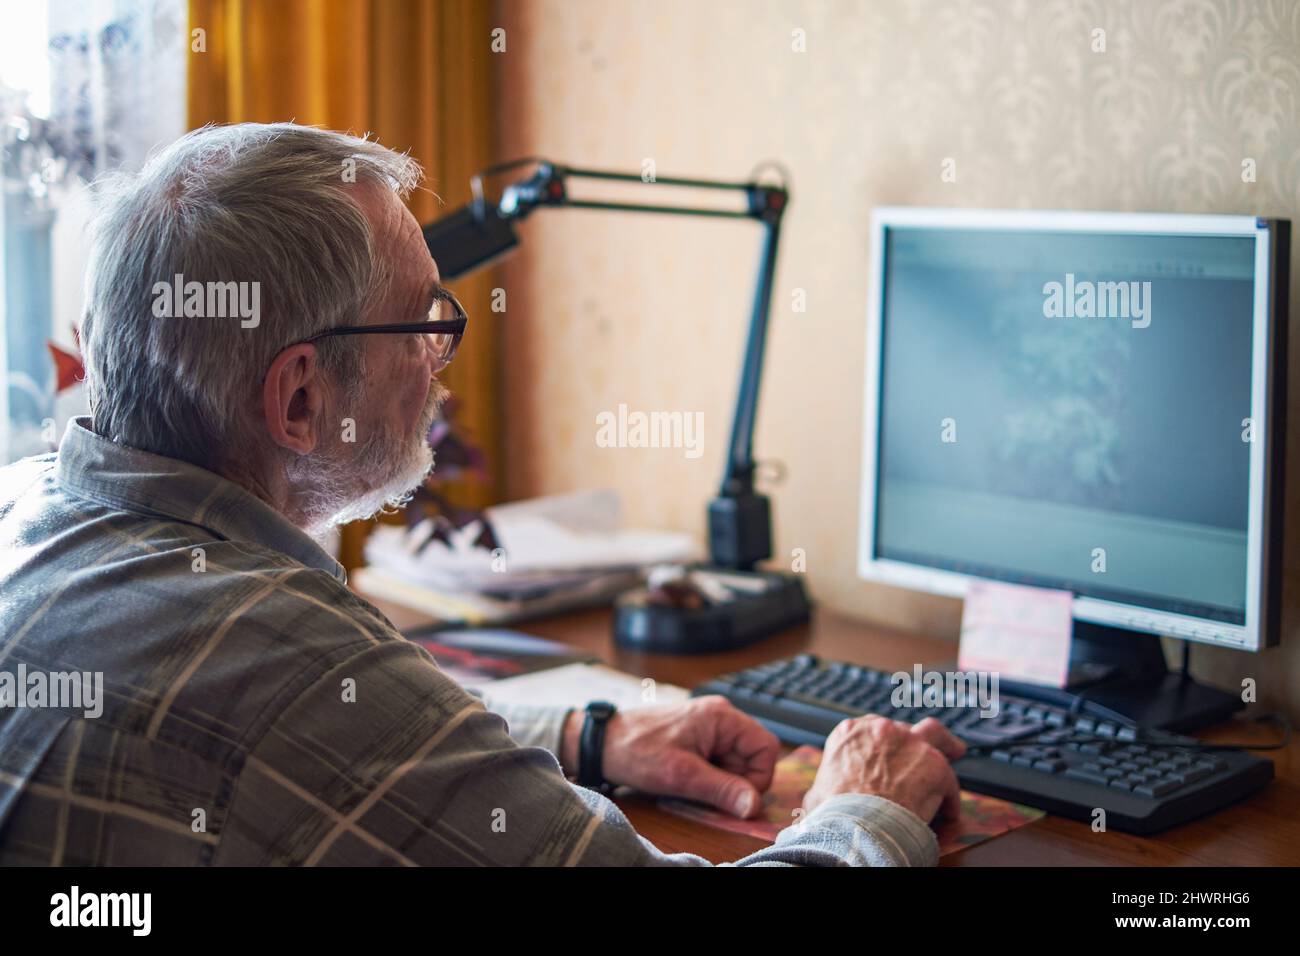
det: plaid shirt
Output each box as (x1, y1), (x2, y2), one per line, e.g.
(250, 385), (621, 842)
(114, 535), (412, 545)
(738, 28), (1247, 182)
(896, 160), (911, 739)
(0, 418), (939, 866)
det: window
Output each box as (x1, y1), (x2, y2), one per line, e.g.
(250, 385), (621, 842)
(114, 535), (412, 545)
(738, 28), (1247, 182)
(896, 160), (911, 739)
(1, 0), (185, 463)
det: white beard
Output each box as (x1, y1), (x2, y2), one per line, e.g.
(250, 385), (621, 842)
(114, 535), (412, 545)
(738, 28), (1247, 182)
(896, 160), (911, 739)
(325, 440), (434, 528)
(288, 381), (446, 535)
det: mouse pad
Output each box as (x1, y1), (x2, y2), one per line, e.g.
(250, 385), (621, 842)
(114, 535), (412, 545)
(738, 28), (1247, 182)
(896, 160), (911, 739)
(659, 745), (1044, 855)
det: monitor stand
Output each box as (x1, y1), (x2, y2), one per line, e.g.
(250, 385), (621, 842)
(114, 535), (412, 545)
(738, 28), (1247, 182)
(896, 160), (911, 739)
(1054, 620), (1244, 733)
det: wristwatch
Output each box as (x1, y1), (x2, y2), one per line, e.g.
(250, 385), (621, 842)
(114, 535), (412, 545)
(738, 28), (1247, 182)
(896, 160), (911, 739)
(577, 700), (618, 794)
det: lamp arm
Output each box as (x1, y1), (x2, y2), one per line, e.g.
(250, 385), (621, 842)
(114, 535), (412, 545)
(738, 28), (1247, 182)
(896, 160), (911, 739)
(722, 217), (781, 497)
(503, 163), (788, 499)
(427, 159), (790, 570)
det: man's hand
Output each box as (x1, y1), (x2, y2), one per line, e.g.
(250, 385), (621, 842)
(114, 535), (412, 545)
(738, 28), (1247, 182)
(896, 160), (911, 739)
(561, 696), (781, 818)
(801, 715), (966, 823)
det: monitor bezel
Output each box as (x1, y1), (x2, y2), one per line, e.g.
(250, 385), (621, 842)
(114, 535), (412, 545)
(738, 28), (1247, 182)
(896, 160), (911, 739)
(857, 207), (1283, 653)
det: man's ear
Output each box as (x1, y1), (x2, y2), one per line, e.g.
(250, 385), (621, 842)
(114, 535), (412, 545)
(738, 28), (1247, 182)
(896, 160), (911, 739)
(262, 343), (325, 455)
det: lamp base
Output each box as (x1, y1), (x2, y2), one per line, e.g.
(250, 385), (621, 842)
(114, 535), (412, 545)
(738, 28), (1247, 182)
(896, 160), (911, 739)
(613, 567), (811, 654)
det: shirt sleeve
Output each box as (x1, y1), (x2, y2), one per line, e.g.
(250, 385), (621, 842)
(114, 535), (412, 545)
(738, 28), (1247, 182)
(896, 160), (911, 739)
(470, 691), (573, 767)
(214, 639), (938, 867)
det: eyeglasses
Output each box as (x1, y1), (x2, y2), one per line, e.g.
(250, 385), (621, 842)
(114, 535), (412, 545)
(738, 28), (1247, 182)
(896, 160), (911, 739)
(305, 286), (468, 372)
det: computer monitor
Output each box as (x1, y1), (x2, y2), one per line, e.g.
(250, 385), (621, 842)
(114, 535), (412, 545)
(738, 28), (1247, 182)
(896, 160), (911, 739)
(858, 209), (1289, 728)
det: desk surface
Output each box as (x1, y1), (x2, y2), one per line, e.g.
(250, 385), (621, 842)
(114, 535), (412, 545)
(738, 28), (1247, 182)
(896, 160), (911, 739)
(374, 599), (1300, 866)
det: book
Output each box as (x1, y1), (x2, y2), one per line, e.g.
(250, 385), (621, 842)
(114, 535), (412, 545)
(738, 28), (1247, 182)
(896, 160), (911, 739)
(403, 626), (597, 687)
(354, 564), (643, 626)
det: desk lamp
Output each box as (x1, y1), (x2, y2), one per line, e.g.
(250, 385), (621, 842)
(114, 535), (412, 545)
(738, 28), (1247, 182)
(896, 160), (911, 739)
(422, 159), (810, 652)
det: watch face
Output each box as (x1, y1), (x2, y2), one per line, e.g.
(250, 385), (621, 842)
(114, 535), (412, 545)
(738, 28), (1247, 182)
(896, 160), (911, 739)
(587, 701), (617, 720)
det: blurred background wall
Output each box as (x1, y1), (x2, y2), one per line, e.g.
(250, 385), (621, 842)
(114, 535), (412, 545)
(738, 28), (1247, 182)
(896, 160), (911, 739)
(491, 0), (1300, 719)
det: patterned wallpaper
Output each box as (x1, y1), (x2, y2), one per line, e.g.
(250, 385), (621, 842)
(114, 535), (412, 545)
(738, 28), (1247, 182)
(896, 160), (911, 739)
(494, 0), (1300, 719)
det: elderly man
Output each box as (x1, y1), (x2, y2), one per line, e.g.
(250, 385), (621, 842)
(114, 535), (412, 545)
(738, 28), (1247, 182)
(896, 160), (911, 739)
(0, 123), (963, 866)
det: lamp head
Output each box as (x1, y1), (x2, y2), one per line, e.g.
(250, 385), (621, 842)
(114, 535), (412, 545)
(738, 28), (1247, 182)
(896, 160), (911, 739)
(421, 163), (568, 280)
(421, 202), (519, 281)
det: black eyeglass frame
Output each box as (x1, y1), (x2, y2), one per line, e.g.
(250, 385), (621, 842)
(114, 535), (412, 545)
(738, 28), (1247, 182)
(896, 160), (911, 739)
(303, 287), (468, 368)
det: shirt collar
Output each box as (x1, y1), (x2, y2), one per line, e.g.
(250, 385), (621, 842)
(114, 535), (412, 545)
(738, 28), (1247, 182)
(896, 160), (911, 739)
(56, 417), (346, 581)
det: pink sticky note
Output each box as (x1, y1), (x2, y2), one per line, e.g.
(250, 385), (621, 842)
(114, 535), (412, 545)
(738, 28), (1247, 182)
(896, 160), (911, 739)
(958, 581), (1074, 688)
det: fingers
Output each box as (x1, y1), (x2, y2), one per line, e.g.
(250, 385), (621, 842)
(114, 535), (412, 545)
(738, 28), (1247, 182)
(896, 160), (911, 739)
(907, 719), (964, 818)
(938, 761), (963, 820)
(700, 697), (782, 792)
(688, 705), (966, 822)
(909, 717), (967, 760)
(672, 753), (764, 818)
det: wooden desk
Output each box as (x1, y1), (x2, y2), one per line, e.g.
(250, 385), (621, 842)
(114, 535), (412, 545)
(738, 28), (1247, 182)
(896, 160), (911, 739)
(376, 600), (1300, 866)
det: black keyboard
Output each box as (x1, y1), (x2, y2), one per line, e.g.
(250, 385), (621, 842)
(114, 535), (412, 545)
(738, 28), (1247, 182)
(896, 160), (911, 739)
(693, 654), (1273, 834)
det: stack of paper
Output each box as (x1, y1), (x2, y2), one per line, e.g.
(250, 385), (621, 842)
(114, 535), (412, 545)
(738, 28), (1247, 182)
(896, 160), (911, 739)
(476, 662), (690, 710)
(355, 489), (698, 625)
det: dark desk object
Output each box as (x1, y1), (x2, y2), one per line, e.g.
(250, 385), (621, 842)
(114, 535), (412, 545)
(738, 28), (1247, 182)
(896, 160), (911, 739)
(370, 597), (1300, 866)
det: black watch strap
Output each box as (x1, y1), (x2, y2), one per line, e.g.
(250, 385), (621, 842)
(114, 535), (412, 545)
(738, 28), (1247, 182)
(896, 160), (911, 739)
(578, 701), (617, 793)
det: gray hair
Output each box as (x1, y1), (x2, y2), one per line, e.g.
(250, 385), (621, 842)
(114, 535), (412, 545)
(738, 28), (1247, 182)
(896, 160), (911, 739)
(81, 122), (422, 470)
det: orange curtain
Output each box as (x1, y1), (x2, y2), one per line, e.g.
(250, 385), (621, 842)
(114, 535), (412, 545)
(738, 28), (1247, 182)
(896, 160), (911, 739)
(187, 0), (501, 570)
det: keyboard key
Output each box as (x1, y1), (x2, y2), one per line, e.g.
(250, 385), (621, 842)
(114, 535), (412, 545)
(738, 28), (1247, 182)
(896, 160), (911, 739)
(1064, 767), (1111, 786)
(1135, 779), (1183, 798)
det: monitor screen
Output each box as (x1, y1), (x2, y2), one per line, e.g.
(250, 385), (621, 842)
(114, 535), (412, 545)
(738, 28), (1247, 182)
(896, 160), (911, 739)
(860, 210), (1283, 651)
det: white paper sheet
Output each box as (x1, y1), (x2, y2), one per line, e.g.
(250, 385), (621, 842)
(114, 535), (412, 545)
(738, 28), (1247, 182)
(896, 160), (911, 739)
(472, 662), (690, 711)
